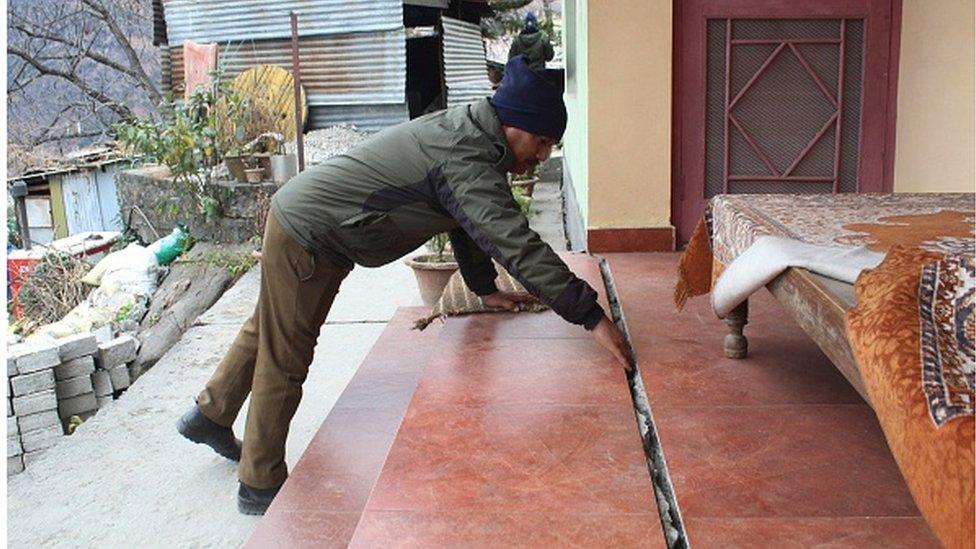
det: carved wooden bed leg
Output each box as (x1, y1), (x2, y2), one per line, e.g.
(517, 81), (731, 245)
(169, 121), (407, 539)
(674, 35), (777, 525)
(724, 300), (749, 359)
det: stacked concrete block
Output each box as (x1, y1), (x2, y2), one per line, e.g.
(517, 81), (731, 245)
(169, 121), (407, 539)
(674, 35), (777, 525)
(8, 412), (24, 475)
(57, 333), (98, 362)
(95, 335), (138, 394)
(92, 325), (114, 344)
(8, 342), (63, 473)
(17, 410), (60, 433)
(55, 334), (99, 421)
(13, 342), (60, 374)
(5, 328), (142, 475)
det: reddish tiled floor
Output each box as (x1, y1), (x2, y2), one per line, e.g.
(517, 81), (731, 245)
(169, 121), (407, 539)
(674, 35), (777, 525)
(354, 254), (663, 545)
(684, 517), (938, 548)
(350, 511), (662, 547)
(364, 403), (649, 514)
(603, 253), (939, 547)
(246, 308), (442, 549)
(412, 337), (632, 408)
(248, 256), (663, 547)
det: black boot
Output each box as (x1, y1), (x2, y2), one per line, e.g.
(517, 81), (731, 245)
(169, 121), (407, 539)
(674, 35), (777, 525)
(176, 404), (242, 462)
(237, 482), (282, 515)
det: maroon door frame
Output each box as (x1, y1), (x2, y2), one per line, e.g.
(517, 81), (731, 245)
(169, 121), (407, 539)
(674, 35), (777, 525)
(671, 0), (903, 244)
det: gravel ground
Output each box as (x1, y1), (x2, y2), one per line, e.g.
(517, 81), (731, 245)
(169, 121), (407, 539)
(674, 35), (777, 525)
(286, 124), (371, 167)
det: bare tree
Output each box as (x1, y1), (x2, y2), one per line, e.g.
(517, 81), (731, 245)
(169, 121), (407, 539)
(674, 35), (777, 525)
(7, 0), (160, 170)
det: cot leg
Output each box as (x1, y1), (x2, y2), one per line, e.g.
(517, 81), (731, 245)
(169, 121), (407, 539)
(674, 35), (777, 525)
(724, 300), (749, 359)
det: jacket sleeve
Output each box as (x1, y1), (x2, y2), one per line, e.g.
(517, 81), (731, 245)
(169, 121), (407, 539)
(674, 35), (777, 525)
(436, 154), (605, 330)
(448, 227), (498, 296)
(544, 36), (555, 61)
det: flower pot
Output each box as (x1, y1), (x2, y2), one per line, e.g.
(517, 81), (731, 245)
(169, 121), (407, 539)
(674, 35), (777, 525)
(224, 155), (248, 183)
(244, 167), (265, 183)
(510, 176), (538, 197)
(404, 254), (459, 308)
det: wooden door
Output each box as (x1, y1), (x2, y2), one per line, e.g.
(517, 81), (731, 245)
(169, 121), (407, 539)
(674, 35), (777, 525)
(672, 0), (901, 243)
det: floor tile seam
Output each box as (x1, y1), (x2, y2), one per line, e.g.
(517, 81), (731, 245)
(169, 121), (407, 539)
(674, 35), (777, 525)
(683, 514), (928, 520)
(674, 457), (916, 502)
(647, 403), (872, 410)
(397, 401), (639, 414)
(356, 509), (661, 517)
(597, 256), (687, 548)
(324, 319), (392, 325)
(331, 331), (449, 534)
(325, 374), (424, 411)
(326, 321), (443, 410)
(434, 334), (591, 342)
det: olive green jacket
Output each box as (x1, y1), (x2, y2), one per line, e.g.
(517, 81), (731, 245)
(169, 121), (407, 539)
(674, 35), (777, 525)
(271, 99), (604, 330)
(508, 30), (555, 70)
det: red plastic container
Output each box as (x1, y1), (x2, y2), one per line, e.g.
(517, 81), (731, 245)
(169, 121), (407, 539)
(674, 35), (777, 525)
(7, 232), (119, 319)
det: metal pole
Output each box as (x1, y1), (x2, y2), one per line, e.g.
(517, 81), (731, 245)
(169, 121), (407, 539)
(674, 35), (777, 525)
(10, 181), (32, 250)
(290, 11), (305, 172)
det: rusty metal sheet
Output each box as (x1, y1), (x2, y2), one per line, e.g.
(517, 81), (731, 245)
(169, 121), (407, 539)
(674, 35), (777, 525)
(441, 16), (492, 106)
(166, 31), (405, 106)
(162, 0), (403, 45)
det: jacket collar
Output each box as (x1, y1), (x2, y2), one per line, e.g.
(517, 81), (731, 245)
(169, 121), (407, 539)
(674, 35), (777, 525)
(468, 99), (516, 173)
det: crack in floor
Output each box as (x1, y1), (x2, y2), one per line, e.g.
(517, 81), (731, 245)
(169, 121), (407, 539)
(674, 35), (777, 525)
(599, 258), (689, 548)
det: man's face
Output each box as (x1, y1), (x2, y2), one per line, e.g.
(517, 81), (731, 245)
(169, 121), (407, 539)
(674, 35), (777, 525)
(502, 126), (556, 174)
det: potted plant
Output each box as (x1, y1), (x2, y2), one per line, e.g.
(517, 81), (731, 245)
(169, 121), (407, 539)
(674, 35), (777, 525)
(511, 184), (533, 218)
(404, 233), (459, 308)
(223, 146), (249, 183)
(509, 165), (539, 197)
(243, 157), (264, 183)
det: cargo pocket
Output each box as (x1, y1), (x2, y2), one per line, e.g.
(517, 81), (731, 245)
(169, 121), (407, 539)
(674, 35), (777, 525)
(337, 211), (403, 256)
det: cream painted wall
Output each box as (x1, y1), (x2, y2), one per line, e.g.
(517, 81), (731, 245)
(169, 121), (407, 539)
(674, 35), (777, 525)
(586, 0), (672, 228)
(893, 0), (975, 192)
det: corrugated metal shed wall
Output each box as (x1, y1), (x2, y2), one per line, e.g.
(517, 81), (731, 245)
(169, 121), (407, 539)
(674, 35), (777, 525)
(166, 32), (406, 106)
(161, 0), (407, 131)
(308, 104), (410, 132)
(56, 165), (124, 236)
(441, 16), (492, 106)
(162, 0), (401, 45)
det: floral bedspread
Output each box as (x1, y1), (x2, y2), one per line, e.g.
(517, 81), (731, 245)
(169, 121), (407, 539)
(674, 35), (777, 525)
(676, 192), (975, 548)
(709, 193), (975, 265)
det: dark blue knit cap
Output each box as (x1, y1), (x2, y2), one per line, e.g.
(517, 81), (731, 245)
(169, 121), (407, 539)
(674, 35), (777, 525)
(489, 56), (567, 140)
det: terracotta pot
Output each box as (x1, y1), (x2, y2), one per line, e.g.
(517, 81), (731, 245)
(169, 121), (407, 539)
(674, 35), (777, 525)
(404, 254), (459, 308)
(224, 155), (248, 182)
(244, 167), (264, 183)
(510, 177), (538, 197)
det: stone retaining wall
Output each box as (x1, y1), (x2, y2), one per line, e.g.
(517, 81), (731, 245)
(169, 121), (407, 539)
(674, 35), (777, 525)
(116, 166), (277, 244)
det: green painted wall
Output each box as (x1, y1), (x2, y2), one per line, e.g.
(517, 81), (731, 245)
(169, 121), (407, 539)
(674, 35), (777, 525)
(562, 0), (589, 229)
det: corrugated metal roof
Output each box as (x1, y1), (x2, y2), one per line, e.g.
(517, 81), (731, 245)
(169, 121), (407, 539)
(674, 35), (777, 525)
(166, 32), (406, 106)
(404, 0), (449, 8)
(152, 0), (168, 46)
(162, 0), (403, 45)
(160, 45), (172, 92)
(441, 16), (492, 106)
(308, 103), (408, 132)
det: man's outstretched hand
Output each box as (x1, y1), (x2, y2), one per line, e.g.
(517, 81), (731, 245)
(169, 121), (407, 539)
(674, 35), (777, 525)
(481, 295), (632, 371)
(593, 315), (633, 371)
(481, 291), (539, 311)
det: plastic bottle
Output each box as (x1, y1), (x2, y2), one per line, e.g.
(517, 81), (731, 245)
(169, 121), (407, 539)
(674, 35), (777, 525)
(147, 225), (190, 266)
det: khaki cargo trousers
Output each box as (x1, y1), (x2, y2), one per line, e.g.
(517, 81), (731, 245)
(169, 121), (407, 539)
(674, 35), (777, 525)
(196, 211), (349, 488)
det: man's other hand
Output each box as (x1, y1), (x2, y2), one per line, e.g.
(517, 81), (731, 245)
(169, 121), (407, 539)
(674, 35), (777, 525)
(481, 291), (539, 312)
(592, 315), (633, 371)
